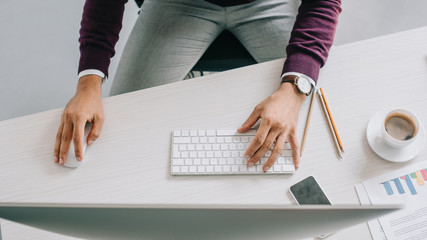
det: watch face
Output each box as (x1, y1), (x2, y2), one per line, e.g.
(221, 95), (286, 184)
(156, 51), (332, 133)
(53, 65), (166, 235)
(297, 77), (312, 94)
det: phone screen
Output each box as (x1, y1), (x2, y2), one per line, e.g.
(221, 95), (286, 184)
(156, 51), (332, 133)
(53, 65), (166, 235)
(290, 176), (331, 205)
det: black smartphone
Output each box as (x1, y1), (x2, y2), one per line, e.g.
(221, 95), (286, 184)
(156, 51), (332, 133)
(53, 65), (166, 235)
(289, 176), (331, 205)
(289, 176), (332, 239)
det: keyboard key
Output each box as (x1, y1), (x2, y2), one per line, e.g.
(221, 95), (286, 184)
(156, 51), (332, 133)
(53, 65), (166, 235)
(282, 149), (292, 157)
(197, 166), (205, 173)
(181, 152), (189, 158)
(206, 130), (215, 136)
(283, 165), (295, 172)
(173, 130), (181, 137)
(190, 130), (197, 136)
(189, 166), (197, 173)
(198, 130), (206, 136)
(172, 166), (180, 173)
(173, 159), (184, 166)
(173, 151), (180, 158)
(261, 158), (267, 164)
(182, 130), (189, 136)
(174, 137), (191, 144)
(185, 159), (192, 165)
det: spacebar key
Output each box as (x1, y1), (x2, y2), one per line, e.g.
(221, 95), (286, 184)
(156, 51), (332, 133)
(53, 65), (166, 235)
(216, 130), (256, 136)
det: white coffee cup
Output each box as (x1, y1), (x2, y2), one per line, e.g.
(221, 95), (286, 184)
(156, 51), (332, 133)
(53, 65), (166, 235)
(382, 109), (419, 148)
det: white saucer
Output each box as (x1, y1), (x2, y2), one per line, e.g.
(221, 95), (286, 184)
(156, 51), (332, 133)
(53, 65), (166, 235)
(367, 108), (425, 162)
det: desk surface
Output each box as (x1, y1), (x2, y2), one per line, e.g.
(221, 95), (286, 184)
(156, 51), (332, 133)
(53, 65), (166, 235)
(1, 26), (427, 240)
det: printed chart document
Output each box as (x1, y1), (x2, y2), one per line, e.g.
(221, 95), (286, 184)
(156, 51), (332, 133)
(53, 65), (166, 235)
(362, 161), (427, 240)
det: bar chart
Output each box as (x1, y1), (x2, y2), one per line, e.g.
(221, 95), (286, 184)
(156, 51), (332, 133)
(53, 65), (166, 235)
(381, 168), (427, 195)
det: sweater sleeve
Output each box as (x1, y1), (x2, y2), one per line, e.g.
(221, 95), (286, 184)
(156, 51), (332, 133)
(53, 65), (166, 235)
(282, 0), (342, 83)
(78, 0), (128, 77)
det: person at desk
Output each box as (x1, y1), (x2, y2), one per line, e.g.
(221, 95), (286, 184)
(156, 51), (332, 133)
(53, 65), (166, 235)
(54, 0), (341, 172)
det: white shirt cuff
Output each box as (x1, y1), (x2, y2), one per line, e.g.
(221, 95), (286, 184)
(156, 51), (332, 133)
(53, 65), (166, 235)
(78, 69), (106, 82)
(281, 72), (316, 88)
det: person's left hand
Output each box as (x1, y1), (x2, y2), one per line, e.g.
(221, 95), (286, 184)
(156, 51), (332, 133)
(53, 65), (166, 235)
(237, 83), (306, 172)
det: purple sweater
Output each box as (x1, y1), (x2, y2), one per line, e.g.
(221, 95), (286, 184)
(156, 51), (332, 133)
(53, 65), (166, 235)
(78, 0), (341, 82)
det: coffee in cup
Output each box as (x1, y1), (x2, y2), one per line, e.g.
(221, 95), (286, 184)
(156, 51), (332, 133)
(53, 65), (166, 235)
(382, 109), (419, 148)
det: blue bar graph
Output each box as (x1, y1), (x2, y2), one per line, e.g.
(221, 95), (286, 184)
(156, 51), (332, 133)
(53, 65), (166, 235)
(401, 175), (417, 195)
(392, 178), (405, 194)
(382, 181), (393, 195)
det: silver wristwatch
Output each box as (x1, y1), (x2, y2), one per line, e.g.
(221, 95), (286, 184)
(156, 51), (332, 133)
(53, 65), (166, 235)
(281, 74), (314, 96)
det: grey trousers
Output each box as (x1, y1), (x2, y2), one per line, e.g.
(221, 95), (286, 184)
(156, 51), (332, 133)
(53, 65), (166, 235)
(110, 0), (299, 96)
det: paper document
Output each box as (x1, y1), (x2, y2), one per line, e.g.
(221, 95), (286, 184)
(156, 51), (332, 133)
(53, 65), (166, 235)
(362, 161), (427, 240)
(355, 184), (387, 240)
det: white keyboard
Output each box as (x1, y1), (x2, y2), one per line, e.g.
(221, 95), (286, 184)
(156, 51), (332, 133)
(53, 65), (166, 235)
(171, 129), (295, 175)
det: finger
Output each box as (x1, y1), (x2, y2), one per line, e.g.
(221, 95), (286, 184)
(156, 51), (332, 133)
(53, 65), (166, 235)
(87, 115), (104, 145)
(247, 128), (280, 167)
(288, 131), (301, 169)
(263, 134), (286, 172)
(244, 119), (270, 163)
(238, 107), (260, 133)
(58, 121), (74, 165)
(73, 117), (86, 162)
(53, 121), (64, 162)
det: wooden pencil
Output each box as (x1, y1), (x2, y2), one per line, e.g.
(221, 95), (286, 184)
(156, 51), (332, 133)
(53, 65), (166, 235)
(317, 89), (343, 159)
(300, 90), (316, 157)
(319, 88), (344, 153)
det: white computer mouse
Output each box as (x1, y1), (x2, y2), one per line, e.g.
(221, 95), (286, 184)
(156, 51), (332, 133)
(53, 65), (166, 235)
(63, 124), (91, 168)
(64, 141), (87, 168)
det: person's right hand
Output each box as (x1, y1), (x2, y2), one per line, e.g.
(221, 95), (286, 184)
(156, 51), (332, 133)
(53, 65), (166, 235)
(54, 75), (104, 165)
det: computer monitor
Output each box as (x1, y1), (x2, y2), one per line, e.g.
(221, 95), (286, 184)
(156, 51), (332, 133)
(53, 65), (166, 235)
(0, 203), (400, 240)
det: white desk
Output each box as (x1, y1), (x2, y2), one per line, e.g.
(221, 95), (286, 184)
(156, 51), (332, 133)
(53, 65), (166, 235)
(1, 26), (427, 240)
